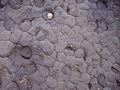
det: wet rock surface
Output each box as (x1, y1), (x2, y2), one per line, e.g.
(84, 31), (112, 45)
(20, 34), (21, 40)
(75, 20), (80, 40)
(0, 0), (120, 90)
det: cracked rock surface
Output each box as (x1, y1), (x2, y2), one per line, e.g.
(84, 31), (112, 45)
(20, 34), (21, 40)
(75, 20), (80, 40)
(0, 0), (120, 90)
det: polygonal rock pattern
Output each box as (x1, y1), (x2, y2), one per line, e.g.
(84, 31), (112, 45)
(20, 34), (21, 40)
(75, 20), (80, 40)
(0, 0), (120, 90)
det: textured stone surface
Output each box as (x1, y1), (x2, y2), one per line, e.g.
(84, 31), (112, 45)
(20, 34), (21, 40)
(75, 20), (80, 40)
(0, 41), (15, 57)
(0, 0), (120, 90)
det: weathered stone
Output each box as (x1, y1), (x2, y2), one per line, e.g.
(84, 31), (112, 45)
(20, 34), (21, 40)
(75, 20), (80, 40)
(41, 40), (55, 55)
(67, 4), (77, 16)
(75, 49), (85, 58)
(76, 82), (89, 90)
(65, 56), (85, 68)
(9, 0), (23, 10)
(64, 49), (74, 56)
(64, 15), (76, 27)
(3, 18), (14, 31)
(102, 61), (112, 72)
(43, 55), (55, 68)
(62, 66), (71, 75)
(100, 47), (111, 59)
(20, 46), (32, 59)
(80, 73), (90, 84)
(0, 41), (15, 57)
(38, 65), (49, 77)
(36, 30), (46, 41)
(10, 28), (22, 43)
(103, 87), (112, 90)
(97, 74), (107, 87)
(20, 32), (33, 46)
(30, 71), (46, 85)
(0, 31), (11, 41)
(47, 31), (58, 44)
(70, 69), (81, 83)
(20, 20), (31, 32)
(46, 76), (57, 88)
(81, 40), (96, 56)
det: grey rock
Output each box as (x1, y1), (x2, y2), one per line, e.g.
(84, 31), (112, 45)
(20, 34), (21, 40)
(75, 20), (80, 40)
(46, 76), (57, 88)
(75, 0), (84, 3)
(10, 29), (22, 43)
(75, 49), (85, 58)
(20, 46), (32, 59)
(33, 0), (46, 8)
(103, 87), (111, 90)
(100, 47), (111, 60)
(10, 7), (31, 24)
(9, 0), (23, 10)
(97, 74), (107, 87)
(28, 27), (40, 36)
(62, 66), (71, 75)
(76, 82), (89, 90)
(64, 15), (76, 27)
(38, 65), (49, 77)
(0, 41), (15, 57)
(0, 31), (11, 41)
(30, 71), (46, 85)
(41, 40), (55, 56)
(67, 4), (77, 16)
(3, 18), (14, 31)
(20, 32), (33, 46)
(80, 73), (90, 84)
(64, 49), (74, 56)
(20, 20), (31, 32)
(43, 55), (55, 68)
(81, 40), (96, 56)
(36, 30), (46, 41)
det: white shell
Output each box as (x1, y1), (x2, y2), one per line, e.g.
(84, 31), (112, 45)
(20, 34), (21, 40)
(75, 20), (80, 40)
(47, 12), (53, 20)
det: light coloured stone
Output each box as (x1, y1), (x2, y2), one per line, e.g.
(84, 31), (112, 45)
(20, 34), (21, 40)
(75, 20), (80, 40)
(0, 57), (16, 73)
(20, 46), (32, 59)
(48, 32), (58, 44)
(70, 69), (81, 83)
(75, 49), (85, 58)
(94, 44), (102, 53)
(100, 47), (111, 59)
(64, 49), (74, 56)
(0, 41), (15, 57)
(65, 56), (85, 68)
(0, 31), (11, 41)
(79, 63), (87, 73)
(64, 15), (76, 27)
(46, 76), (57, 88)
(55, 40), (67, 53)
(103, 87), (111, 90)
(30, 71), (46, 85)
(76, 82), (89, 90)
(41, 40), (55, 55)
(53, 61), (65, 71)
(47, 12), (54, 20)
(80, 73), (90, 84)
(20, 32), (33, 46)
(38, 65), (49, 77)
(10, 29), (22, 43)
(43, 55), (55, 68)
(81, 40), (96, 56)
(62, 66), (71, 75)
(36, 30), (46, 41)
(102, 61), (112, 72)
(57, 53), (66, 63)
